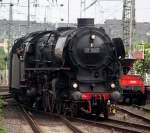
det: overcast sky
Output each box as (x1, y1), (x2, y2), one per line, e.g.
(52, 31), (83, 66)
(0, 0), (150, 23)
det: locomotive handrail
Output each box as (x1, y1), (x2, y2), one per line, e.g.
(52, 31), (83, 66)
(25, 67), (71, 71)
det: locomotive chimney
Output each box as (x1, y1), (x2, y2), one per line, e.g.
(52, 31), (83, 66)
(77, 18), (94, 27)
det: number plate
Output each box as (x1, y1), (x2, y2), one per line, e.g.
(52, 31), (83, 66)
(84, 48), (100, 53)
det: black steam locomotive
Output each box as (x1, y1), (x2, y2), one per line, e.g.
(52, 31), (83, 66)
(9, 18), (125, 119)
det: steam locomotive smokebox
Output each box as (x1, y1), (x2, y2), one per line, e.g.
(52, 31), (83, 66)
(77, 18), (94, 27)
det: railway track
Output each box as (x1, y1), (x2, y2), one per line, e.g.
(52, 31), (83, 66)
(0, 86), (10, 99)
(132, 104), (150, 113)
(0, 86), (8, 89)
(4, 99), (34, 133)
(19, 104), (84, 133)
(60, 115), (84, 133)
(107, 118), (150, 133)
(40, 112), (149, 133)
(0, 86), (9, 93)
(17, 105), (143, 133)
(116, 105), (150, 123)
(4, 98), (150, 133)
(19, 104), (44, 133)
(68, 116), (150, 133)
(0, 93), (11, 99)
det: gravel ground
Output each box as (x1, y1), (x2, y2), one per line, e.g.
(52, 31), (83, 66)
(3, 99), (34, 133)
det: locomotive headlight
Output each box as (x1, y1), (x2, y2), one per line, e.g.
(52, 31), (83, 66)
(111, 83), (116, 88)
(73, 83), (78, 89)
(91, 34), (96, 40)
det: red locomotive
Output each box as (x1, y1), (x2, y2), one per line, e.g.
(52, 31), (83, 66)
(119, 74), (146, 105)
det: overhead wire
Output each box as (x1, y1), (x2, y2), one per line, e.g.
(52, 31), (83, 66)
(2, 0), (147, 23)
(84, 0), (98, 11)
(103, 1), (123, 21)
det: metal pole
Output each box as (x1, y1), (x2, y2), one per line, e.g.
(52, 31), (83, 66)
(80, 0), (82, 17)
(83, 0), (86, 17)
(8, 3), (13, 52)
(67, 0), (70, 26)
(7, 3), (13, 85)
(129, 0), (135, 58)
(44, 6), (47, 24)
(27, 0), (30, 32)
(80, 0), (86, 18)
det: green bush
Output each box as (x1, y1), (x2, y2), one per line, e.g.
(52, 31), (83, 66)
(0, 97), (6, 133)
(0, 97), (4, 115)
(0, 129), (7, 133)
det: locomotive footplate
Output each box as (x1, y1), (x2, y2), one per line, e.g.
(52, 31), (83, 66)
(80, 93), (111, 118)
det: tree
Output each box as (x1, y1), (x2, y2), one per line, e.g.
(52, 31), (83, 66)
(0, 48), (7, 70)
(134, 43), (150, 76)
